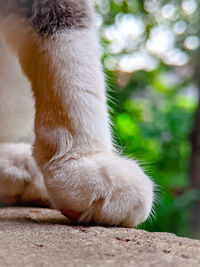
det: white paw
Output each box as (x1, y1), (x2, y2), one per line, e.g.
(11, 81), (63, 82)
(43, 152), (154, 227)
(0, 143), (49, 206)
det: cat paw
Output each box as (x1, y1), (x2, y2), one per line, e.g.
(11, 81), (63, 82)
(43, 152), (154, 227)
(0, 143), (49, 206)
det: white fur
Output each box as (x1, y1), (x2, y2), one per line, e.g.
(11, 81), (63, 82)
(0, 36), (34, 143)
(0, 143), (48, 204)
(0, 4), (154, 227)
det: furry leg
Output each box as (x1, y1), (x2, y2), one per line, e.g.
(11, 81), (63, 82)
(0, 21), (48, 207)
(0, 1), (154, 226)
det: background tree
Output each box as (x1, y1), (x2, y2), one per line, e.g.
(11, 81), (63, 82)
(190, 60), (200, 235)
(96, 0), (200, 237)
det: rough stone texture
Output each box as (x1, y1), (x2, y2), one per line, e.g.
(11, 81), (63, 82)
(0, 207), (200, 267)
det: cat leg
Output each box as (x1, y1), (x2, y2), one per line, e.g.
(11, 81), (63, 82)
(0, 1), (154, 226)
(0, 33), (49, 206)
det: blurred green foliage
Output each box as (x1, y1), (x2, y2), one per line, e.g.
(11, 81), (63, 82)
(96, 0), (200, 237)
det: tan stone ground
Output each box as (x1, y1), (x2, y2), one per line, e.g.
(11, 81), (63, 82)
(0, 207), (199, 267)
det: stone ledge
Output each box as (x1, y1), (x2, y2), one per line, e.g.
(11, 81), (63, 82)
(0, 207), (199, 267)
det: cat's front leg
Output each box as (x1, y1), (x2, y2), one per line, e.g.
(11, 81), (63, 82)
(1, 0), (154, 226)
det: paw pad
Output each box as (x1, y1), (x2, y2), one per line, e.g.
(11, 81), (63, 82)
(60, 208), (82, 221)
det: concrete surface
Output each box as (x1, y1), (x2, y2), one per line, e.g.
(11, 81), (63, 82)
(0, 207), (199, 267)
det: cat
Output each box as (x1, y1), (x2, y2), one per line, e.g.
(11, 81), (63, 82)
(0, 0), (154, 227)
